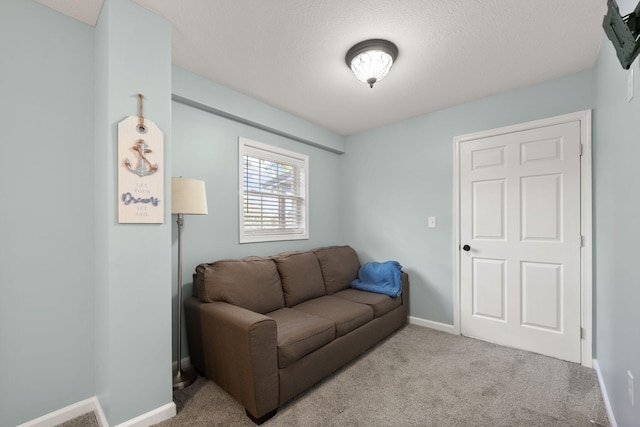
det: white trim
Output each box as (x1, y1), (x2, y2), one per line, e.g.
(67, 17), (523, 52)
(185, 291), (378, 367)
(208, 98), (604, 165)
(17, 397), (175, 427)
(593, 359), (618, 427)
(238, 137), (310, 243)
(17, 397), (106, 427)
(113, 402), (176, 427)
(452, 110), (593, 367)
(579, 112), (593, 368)
(94, 401), (109, 427)
(453, 136), (462, 335)
(409, 316), (457, 334)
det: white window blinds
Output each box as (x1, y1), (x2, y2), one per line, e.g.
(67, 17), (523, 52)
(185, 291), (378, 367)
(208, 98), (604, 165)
(239, 137), (309, 243)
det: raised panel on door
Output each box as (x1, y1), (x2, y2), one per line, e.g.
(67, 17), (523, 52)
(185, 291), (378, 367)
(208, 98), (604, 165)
(472, 179), (505, 240)
(521, 261), (562, 331)
(472, 146), (505, 170)
(472, 258), (506, 321)
(520, 137), (562, 164)
(521, 174), (562, 242)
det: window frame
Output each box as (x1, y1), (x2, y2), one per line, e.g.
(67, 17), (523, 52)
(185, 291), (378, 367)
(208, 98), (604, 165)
(238, 137), (309, 243)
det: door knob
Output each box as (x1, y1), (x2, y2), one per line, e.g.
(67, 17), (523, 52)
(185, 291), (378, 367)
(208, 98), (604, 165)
(462, 244), (471, 251)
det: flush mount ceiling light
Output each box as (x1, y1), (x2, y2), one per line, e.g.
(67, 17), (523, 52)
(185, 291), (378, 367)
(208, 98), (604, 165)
(345, 39), (399, 88)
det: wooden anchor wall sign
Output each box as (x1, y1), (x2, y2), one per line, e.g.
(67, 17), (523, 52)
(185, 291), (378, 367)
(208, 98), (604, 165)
(118, 94), (164, 224)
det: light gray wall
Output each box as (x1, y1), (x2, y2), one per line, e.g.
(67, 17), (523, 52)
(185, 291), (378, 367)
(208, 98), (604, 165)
(342, 70), (595, 325)
(0, 1), (95, 426)
(171, 67), (346, 360)
(593, 26), (640, 427)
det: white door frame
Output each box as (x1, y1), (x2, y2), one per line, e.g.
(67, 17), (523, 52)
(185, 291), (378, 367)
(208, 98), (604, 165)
(453, 110), (592, 367)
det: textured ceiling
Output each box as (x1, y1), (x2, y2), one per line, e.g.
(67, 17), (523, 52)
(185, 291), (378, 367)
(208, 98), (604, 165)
(37, 0), (607, 136)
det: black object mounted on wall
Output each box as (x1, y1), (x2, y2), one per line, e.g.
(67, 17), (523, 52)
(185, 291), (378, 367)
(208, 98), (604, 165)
(603, 0), (640, 69)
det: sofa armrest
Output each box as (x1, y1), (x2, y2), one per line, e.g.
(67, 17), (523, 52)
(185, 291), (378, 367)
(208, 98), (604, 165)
(401, 272), (410, 320)
(195, 300), (279, 418)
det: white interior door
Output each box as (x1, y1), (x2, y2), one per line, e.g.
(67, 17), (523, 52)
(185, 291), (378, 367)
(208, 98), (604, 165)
(459, 121), (582, 363)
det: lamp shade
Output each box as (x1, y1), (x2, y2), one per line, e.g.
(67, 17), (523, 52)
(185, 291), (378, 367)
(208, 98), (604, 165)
(345, 39), (398, 88)
(171, 177), (208, 215)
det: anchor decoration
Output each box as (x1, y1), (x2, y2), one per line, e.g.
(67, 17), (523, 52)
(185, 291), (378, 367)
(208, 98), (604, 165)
(117, 100), (164, 224)
(124, 139), (159, 177)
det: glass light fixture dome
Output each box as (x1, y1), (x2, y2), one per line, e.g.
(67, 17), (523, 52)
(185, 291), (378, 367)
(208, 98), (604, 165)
(345, 39), (399, 88)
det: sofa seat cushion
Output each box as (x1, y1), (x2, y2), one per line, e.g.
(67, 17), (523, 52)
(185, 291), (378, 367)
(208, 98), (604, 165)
(331, 288), (401, 318)
(274, 251), (326, 307)
(292, 296), (373, 338)
(266, 308), (335, 369)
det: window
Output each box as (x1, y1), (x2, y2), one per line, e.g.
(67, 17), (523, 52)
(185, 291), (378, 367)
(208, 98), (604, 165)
(239, 137), (309, 243)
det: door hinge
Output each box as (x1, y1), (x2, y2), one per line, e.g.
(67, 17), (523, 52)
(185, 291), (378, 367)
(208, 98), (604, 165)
(580, 235), (584, 247)
(579, 144), (583, 157)
(580, 327), (586, 339)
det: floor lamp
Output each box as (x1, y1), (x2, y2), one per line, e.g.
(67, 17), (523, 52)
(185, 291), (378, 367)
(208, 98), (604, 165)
(171, 177), (208, 389)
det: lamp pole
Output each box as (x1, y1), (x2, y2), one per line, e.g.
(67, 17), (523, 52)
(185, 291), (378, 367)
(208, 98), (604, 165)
(173, 213), (196, 389)
(171, 176), (206, 389)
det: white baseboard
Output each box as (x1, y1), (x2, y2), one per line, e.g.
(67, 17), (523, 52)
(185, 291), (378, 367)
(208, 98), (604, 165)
(113, 402), (176, 427)
(17, 396), (175, 427)
(593, 359), (617, 427)
(94, 400), (109, 427)
(409, 316), (457, 334)
(16, 397), (103, 427)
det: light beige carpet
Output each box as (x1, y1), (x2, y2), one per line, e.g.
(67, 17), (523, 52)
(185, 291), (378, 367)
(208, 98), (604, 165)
(56, 411), (99, 427)
(154, 325), (609, 427)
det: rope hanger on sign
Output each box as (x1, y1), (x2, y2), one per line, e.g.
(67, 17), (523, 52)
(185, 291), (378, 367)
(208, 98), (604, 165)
(137, 93), (146, 133)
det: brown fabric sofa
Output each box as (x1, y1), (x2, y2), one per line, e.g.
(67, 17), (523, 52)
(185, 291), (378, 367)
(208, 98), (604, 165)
(184, 245), (409, 423)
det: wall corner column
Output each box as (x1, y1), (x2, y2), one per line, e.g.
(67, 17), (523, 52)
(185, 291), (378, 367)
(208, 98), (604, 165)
(94, 0), (173, 424)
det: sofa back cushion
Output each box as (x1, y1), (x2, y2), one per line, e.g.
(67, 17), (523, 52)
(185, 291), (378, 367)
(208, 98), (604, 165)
(193, 257), (284, 314)
(274, 251), (326, 307)
(313, 246), (361, 295)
